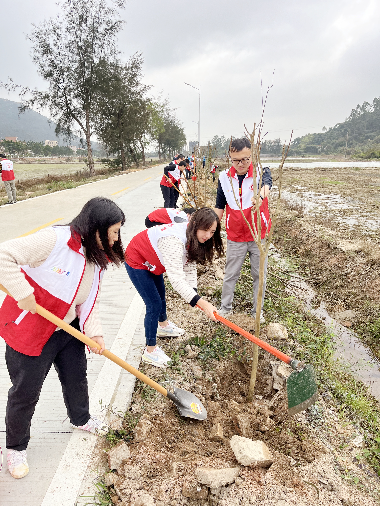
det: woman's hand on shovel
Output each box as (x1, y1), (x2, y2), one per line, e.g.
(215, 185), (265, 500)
(89, 336), (105, 354)
(197, 298), (218, 322)
(18, 293), (37, 314)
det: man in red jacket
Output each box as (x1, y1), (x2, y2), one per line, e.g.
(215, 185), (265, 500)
(214, 138), (272, 322)
(0, 153), (17, 204)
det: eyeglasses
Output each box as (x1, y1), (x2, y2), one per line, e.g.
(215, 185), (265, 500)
(231, 156), (251, 165)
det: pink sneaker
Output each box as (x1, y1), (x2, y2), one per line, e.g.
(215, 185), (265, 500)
(7, 449), (29, 479)
(72, 416), (108, 436)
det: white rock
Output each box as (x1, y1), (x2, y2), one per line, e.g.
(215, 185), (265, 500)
(108, 442), (131, 471)
(266, 322), (288, 340)
(134, 416), (153, 442)
(230, 436), (273, 467)
(130, 492), (155, 506)
(195, 467), (240, 488)
(351, 434), (364, 447)
(215, 266), (225, 279)
(277, 363), (293, 379)
(335, 309), (356, 322)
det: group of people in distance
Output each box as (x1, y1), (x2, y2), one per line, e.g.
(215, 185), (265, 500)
(0, 137), (271, 480)
(159, 152), (197, 207)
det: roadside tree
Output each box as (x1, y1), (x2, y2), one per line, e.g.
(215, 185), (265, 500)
(2, 0), (125, 175)
(93, 54), (151, 171)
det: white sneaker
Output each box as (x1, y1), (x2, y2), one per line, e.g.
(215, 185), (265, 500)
(157, 320), (185, 337)
(142, 346), (171, 368)
(218, 308), (233, 317)
(7, 449), (29, 479)
(72, 416), (108, 436)
(252, 311), (265, 323)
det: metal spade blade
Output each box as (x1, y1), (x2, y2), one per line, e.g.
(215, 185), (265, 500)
(287, 364), (318, 416)
(167, 387), (207, 420)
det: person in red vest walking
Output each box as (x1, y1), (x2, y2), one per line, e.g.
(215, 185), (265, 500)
(214, 138), (272, 322)
(0, 153), (17, 204)
(0, 197), (125, 479)
(125, 207), (224, 367)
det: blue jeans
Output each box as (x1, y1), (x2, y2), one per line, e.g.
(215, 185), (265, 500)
(125, 263), (167, 346)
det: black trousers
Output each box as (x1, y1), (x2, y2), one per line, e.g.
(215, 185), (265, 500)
(5, 320), (90, 451)
(160, 184), (176, 208)
(173, 181), (180, 208)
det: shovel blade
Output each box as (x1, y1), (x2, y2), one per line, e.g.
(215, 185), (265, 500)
(167, 387), (207, 420)
(287, 364), (318, 416)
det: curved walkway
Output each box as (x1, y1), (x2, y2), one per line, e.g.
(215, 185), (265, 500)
(0, 164), (165, 505)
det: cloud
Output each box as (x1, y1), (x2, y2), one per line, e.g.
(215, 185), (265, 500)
(2, 0), (380, 145)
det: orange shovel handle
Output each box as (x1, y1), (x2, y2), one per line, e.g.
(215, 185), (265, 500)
(214, 312), (292, 365)
(196, 304), (292, 365)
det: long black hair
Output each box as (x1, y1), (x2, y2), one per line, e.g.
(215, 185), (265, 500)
(69, 197), (125, 269)
(186, 207), (224, 264)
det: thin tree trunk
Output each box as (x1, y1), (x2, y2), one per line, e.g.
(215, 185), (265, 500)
(120, 145), (126, 171)
(85, 108), (95, 176)
(247, 249), (266, 401)
(140, 140), (146, 165)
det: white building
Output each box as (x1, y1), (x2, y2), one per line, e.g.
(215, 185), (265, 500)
(45, 140), (58, 147)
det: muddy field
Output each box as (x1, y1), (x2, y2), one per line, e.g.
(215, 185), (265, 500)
(270, 165), (380, 355)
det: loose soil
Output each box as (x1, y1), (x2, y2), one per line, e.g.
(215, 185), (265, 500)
(96, 260), (379, 506)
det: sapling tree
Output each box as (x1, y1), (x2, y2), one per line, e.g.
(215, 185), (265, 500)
(226, 83), (292, 401)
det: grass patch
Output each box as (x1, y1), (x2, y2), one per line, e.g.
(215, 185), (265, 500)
(191, 326), (237, 362)
(320, 178), (345, 185)
(78, 481), (113, 505)
(105, 411), (140, 448)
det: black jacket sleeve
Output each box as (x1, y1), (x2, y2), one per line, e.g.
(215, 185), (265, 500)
(145, 217), (166, 228)
(163, 164), (176, 177)
(215, 179), (227, 209)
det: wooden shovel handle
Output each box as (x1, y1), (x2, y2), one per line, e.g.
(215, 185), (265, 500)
(0, 284), (168, 397)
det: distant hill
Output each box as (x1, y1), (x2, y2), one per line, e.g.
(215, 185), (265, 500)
(0, 98), (105, 150)
(290, 97), (380, 156)
(0, 98), (67, 144)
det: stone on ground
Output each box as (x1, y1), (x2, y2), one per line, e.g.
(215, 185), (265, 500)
(266, 322), (288, 340)
(209, 422), (224, 441)
(130, 491), (155, 506)
(108, 441), (131, 471)
(134, 415), (153, 442)
(195, 467), (240, 488)
(230, 436), (273, 467)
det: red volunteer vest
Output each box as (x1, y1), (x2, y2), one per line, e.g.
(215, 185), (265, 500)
(125, 222), (188, 275)
(1, 159), (15, 181)
(0, 226), (103, 356)
(219, 164), (271, 242)
(148, 208), (188, 225)
(160, 160), (180, 186)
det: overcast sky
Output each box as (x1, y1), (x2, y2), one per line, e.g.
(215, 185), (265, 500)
(1, 0), (380, 146)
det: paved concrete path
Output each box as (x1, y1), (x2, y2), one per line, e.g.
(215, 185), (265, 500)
(0, 165), (166, 505)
